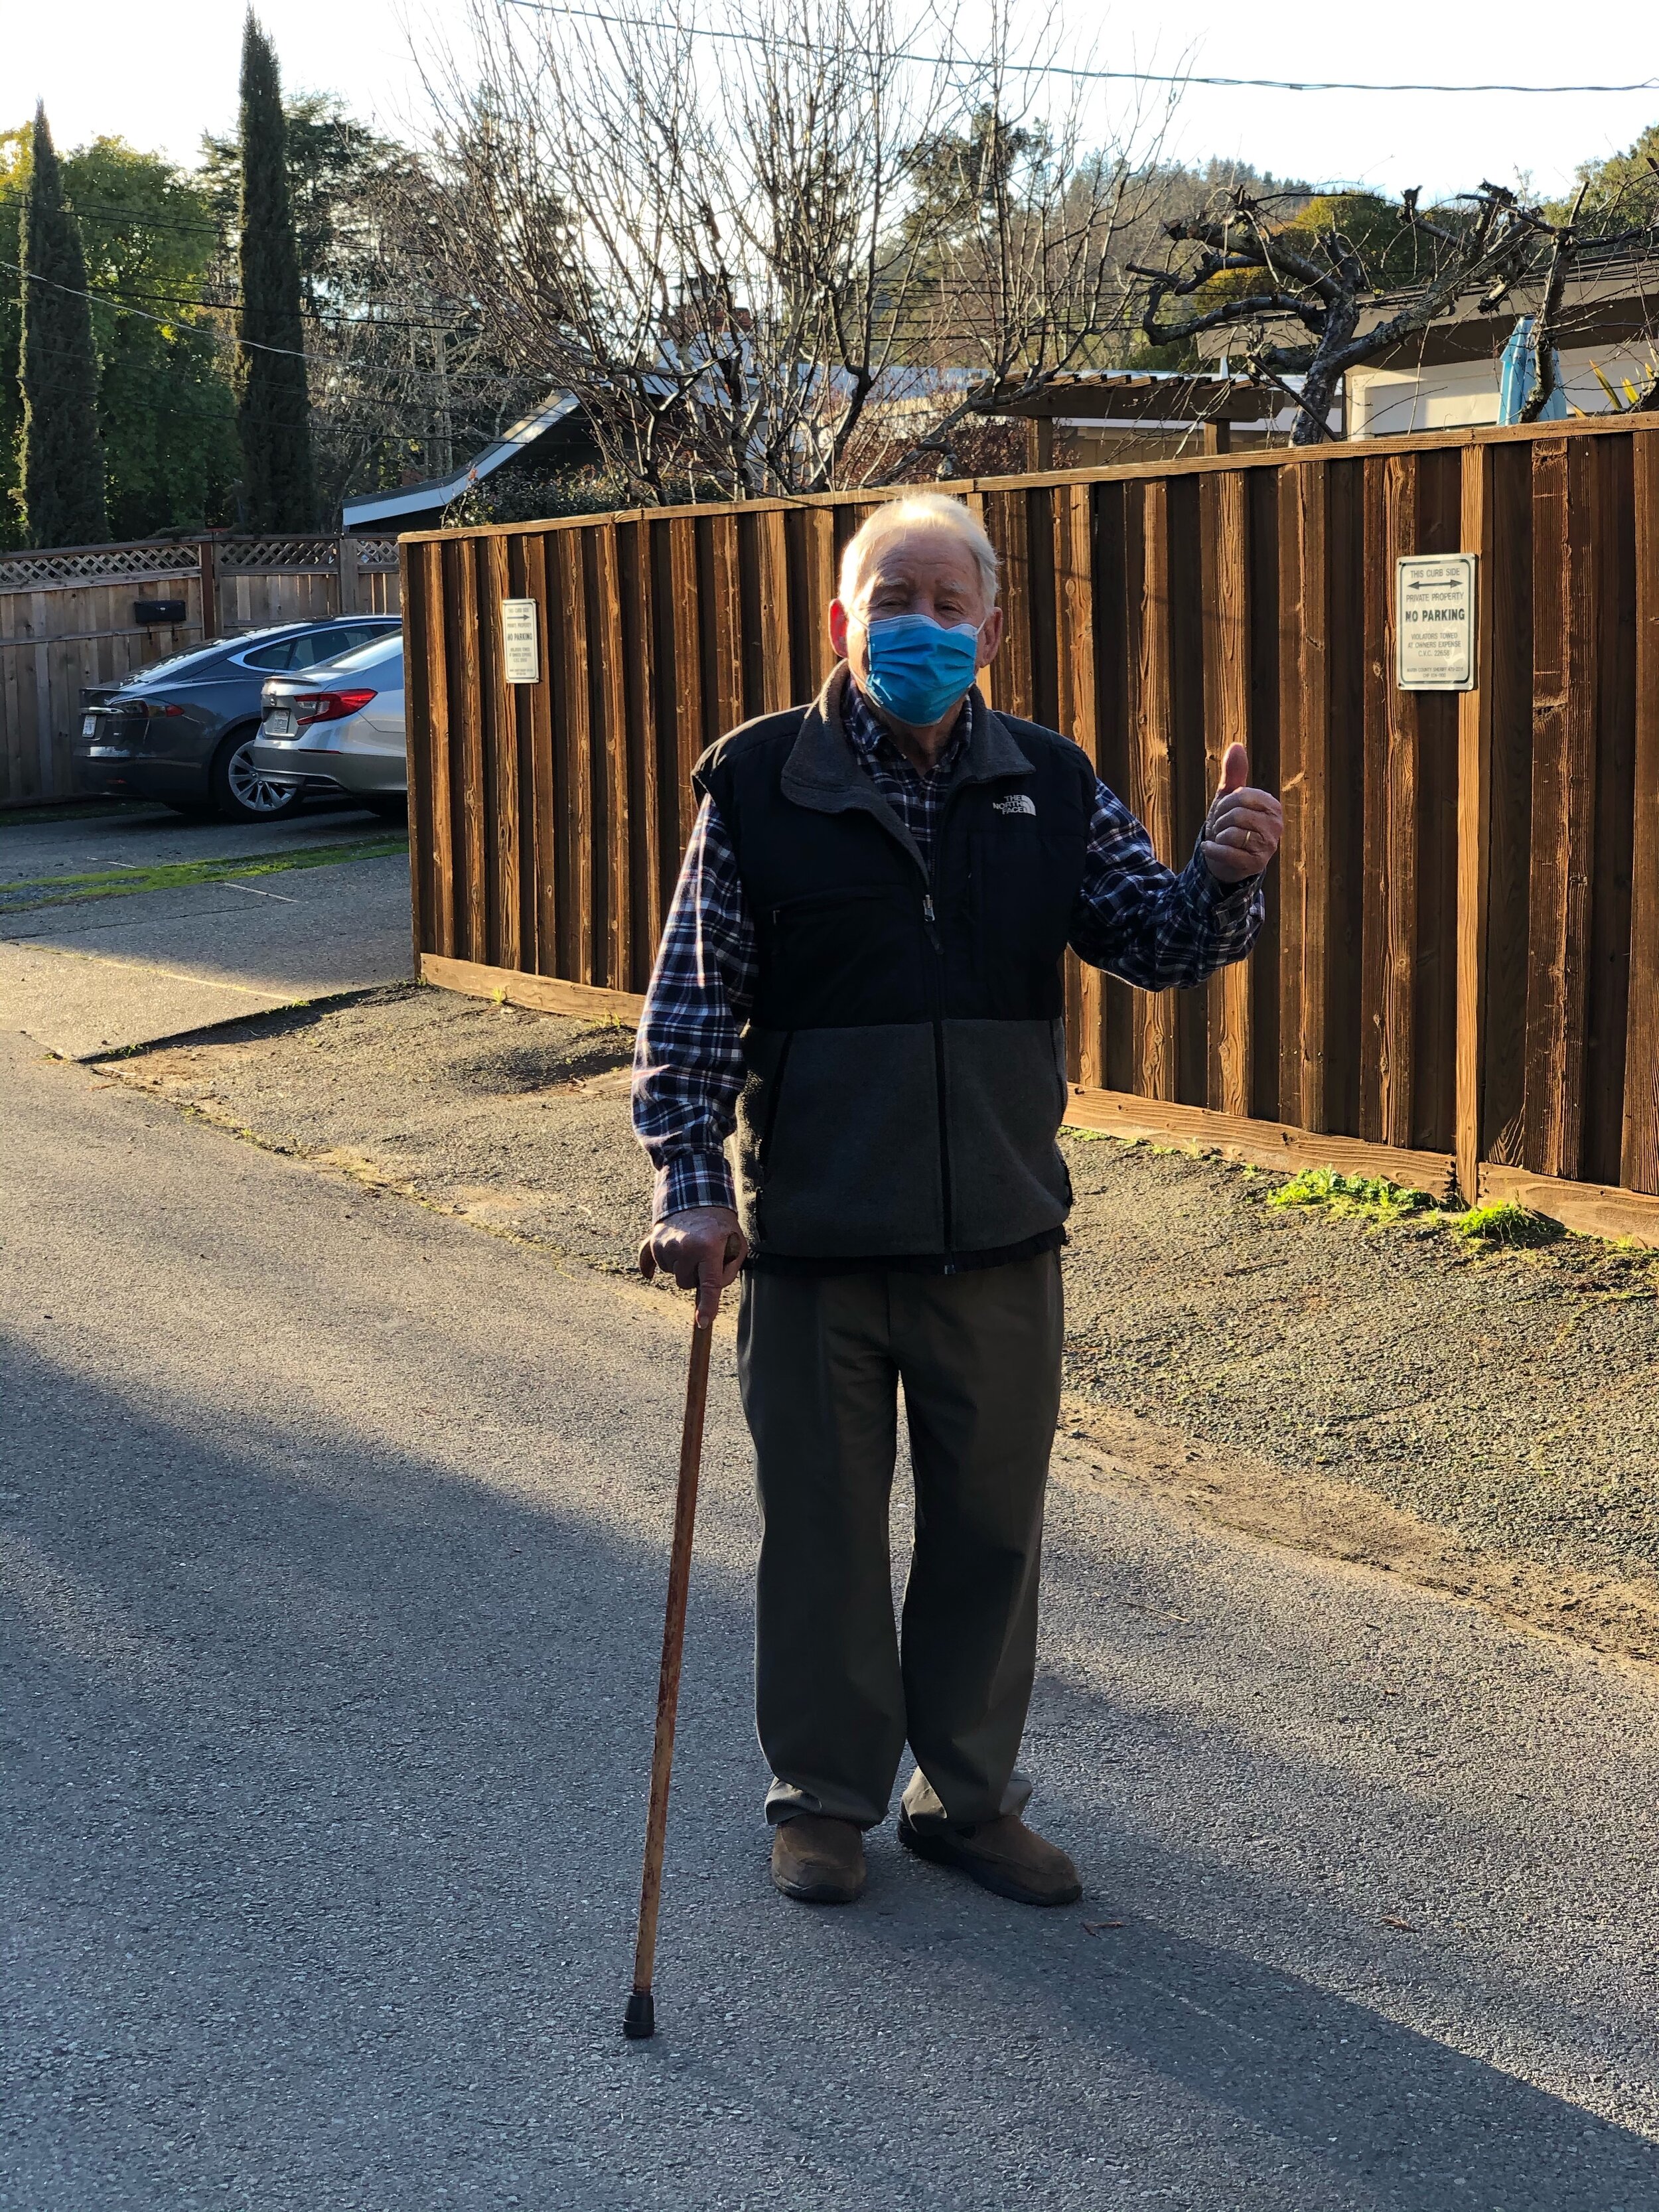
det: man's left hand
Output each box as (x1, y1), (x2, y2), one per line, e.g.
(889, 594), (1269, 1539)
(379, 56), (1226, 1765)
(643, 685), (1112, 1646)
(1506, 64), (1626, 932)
(1202, 743), (1283, 885)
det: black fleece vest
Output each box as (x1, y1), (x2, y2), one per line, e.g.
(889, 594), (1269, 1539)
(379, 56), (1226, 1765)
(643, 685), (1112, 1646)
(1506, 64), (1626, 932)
(697, 672), (1095, 1268)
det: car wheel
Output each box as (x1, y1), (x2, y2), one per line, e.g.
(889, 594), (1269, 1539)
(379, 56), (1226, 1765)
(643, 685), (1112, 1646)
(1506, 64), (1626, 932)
(210, 729), (304, 824)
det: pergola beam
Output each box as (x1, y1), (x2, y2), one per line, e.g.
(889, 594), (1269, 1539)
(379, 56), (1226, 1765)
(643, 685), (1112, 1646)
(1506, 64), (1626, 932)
(977, 374), (1282, 424)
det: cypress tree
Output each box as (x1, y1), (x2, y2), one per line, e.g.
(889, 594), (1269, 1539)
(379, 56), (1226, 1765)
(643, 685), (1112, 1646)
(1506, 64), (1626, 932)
(236, 13), (315, 529)
(19, 104), (108, 548)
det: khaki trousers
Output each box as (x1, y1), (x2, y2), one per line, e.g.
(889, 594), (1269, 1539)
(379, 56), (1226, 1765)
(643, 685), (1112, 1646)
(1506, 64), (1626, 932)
(735, 1251), (1063, 1832)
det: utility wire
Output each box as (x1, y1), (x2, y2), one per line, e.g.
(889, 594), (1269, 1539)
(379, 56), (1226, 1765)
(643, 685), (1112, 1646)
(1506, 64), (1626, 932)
(505, 1), (1659, 95)
(7, 257), (490, 338)
(0, 188), (226, 240)
(0, 254), (545, 389)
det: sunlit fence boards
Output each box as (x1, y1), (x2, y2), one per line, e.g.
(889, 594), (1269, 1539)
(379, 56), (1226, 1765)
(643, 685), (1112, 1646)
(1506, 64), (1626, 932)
(402, 413), (1659, 1243)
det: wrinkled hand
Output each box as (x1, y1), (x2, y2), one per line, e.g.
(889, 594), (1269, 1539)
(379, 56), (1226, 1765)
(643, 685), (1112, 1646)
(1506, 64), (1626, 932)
(638, 1205), (748, 1325)
(1202, 743), (1283, 886)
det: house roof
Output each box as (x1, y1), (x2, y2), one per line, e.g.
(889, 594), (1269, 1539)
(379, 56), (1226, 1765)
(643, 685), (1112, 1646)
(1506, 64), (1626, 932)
(341, 392), (580, 531)
(1195, 242), (1659, 375)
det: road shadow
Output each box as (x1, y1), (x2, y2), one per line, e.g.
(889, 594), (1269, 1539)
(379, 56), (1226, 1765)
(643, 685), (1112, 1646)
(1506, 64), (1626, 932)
(4, 1335), (1655, 2211)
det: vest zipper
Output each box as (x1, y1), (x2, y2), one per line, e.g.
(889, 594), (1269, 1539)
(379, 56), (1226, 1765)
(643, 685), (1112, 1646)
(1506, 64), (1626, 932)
(921, 890), (956, 1271)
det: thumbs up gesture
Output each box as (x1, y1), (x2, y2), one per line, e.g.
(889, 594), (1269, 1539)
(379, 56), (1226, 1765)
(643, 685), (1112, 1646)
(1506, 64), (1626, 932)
(1201, 743), (1283, 885)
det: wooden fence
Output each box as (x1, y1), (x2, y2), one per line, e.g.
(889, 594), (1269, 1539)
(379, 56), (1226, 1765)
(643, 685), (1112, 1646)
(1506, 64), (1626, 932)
(400, 413), (1659, 1246)
(0, 534), (400, 807)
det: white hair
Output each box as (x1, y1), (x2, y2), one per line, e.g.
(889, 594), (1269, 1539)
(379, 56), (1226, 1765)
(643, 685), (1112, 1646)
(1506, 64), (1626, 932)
(837, 494), (999, 613)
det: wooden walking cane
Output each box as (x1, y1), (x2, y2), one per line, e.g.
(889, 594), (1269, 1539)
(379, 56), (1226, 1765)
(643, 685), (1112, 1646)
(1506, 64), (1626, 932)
(622, 1287), (717, 2041)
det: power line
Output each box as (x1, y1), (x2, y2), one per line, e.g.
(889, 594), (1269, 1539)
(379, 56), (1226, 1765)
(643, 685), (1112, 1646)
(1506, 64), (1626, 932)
(0, 255), (543, 390)
(13, 259), (490, 339)
(1, 334), (505, 451)
(0, 197), (488, 337)
(0, 186), (225, 240)
(506, 1), (1659, 96)
(0, 254), (317, 362)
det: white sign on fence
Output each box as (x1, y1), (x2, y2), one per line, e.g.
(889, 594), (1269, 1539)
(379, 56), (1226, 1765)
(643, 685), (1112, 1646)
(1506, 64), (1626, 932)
(500, 599), (541, 685)
(1396, 553), (1477, 692)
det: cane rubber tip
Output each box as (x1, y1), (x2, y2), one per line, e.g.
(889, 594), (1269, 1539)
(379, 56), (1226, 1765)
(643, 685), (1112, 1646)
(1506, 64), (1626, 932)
(623, 1989), (656, 2040)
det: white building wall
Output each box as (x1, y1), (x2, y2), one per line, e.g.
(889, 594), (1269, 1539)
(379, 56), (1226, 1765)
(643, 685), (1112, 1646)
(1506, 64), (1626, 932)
(1347, 345), (1658, 437)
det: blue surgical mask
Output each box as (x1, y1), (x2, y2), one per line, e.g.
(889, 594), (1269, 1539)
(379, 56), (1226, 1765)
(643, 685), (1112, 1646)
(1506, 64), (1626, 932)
(862, 613), (981, 728)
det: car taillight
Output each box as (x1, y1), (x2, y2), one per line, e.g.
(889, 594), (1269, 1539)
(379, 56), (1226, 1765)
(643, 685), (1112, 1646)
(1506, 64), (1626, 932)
(290, 688), (378, 725)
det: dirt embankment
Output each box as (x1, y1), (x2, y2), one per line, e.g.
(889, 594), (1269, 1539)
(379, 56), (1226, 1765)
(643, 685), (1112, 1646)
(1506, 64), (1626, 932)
(97, 983), (1659, 1664)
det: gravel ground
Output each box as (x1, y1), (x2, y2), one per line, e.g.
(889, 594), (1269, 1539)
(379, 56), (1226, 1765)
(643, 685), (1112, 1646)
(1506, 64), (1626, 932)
(99, 982), (1659, 1648)
(9, 1029), (1659, 2209)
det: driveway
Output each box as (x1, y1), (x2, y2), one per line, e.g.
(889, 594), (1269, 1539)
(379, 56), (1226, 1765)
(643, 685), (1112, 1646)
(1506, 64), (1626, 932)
(5, 1033), (1658, 2210)
(0, 800), (413, 1057)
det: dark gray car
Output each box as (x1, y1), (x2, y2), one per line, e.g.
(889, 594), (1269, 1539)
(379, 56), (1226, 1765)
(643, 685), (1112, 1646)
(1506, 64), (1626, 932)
(74, 616), (401, 824)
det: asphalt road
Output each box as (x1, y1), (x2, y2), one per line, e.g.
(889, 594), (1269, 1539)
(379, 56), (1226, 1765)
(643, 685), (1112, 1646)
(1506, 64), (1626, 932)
(0, 802), (412, 1056)
(5, 1029), (1659, 2211)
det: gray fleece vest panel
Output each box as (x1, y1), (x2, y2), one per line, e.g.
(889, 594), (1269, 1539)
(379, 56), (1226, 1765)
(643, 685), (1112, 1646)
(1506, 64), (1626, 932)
(697, 670), (1095, 1264)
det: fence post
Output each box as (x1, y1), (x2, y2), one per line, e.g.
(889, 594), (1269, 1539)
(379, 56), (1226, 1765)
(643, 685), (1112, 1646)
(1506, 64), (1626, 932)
(400, 538), (427, 980)
(1279, 461), (1332, 1133)
(31, 587), (51, 794)
(1133, 479), (1179, 1100)
(1054, 482), (1104, 1090)
(1457, 441), (1494, 1206)
(337, 534), (359, 615)
(198, 538), (218, 641)
(1200, 467), (1252, 1116)
(1524, 436), (1599, 1181)
(1624, 427), (1659, 1193)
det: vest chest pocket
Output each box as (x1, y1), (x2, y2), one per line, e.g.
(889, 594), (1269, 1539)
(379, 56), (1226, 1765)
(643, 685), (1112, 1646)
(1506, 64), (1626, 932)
(965, 828), (1082, 1015)
(757, 883), (929, 1029)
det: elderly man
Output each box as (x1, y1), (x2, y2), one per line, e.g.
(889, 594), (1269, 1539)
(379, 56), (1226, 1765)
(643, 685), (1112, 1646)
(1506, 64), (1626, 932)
(634, 492), (1281, 1909)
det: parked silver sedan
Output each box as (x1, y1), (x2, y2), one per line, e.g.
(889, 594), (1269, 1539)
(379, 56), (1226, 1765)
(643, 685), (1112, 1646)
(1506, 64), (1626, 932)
(74, 615), (400, 823)
(246, 632), (406, 819)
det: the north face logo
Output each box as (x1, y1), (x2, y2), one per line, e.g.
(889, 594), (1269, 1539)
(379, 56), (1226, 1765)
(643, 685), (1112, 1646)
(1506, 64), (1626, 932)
(993, 794), (1037, 816)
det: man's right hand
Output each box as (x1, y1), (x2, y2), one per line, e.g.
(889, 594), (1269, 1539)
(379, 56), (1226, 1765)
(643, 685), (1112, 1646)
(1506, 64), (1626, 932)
(639, 1205), (749, 1325)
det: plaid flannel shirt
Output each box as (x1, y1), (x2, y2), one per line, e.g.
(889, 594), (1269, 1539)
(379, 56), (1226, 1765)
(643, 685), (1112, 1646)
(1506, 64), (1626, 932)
(632, 683), (1265, 1220)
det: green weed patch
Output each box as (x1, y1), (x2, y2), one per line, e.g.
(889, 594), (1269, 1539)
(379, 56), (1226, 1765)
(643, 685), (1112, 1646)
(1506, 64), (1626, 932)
(1063, 1117), (1647, 1262)
(0, 835), (407, 912)
(1453, 1199), (1564, 1248)
(1268, 1167), (1439, 1226)
(1269, 1171), (1571, 1249)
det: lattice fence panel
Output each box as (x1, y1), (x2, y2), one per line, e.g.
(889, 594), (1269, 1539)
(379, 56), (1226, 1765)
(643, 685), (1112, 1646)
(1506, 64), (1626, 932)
(216, 537), (342, 572)
(0, 544), (198, 592)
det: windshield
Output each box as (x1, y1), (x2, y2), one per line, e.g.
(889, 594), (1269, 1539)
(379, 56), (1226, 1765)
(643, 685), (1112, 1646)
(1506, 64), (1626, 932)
(313, 631), (403, 676)
(127, 640), (239, 684)
(127, 623), (302, 687)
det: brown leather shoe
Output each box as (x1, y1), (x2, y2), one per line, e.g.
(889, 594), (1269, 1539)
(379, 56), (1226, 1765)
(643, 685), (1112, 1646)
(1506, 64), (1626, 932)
(771, 1814), (867, 1904)
(898, 1810), (1082, 1906)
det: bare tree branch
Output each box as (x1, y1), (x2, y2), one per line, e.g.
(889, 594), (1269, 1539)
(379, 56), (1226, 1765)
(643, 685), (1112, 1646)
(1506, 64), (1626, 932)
(1522, 182), (1587, 421)
(410, 0), (1175, 498)
(1130, 175), (1659, 445)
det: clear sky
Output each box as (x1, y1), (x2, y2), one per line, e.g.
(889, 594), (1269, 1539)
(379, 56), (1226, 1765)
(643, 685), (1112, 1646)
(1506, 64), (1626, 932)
(9, 0), (1659, 202)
